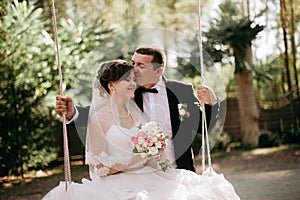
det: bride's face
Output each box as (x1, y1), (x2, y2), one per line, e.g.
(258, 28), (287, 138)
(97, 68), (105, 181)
(113, 70), (136, 99)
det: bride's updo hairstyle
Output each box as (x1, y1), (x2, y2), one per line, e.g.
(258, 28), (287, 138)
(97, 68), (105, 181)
(96, 60), (134, 94)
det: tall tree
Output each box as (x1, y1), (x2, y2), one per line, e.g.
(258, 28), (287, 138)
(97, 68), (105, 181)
(207, 0), (264, 147)
(288, 0), (299, 97)
(279, 0), (292, 94)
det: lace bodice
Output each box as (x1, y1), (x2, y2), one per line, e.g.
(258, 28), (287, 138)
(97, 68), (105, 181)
(86, 125), (141, 180)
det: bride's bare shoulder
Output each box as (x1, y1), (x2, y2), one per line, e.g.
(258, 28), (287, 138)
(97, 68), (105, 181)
(96, 106), (111, 116)
(90, 106), (114, 133)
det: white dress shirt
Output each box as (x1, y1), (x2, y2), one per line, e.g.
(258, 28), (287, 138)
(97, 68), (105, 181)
(142, 78), (177, 168)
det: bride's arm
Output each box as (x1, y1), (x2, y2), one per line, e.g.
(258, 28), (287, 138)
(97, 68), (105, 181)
(95, 152), (165, 176)
(95, 155), (148, 176)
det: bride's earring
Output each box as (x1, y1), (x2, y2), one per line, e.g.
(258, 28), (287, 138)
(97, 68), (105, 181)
(110, 87), (115, 95)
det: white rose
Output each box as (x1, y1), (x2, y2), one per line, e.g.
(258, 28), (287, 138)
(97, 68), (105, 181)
(149, 147), (159, 156)
(138, 137), (145, 145)
(179, 109), (186, 116)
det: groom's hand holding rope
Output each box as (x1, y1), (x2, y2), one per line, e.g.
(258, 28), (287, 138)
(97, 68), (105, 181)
(56, 96), (75, 120)
(197, 85), (217, 105)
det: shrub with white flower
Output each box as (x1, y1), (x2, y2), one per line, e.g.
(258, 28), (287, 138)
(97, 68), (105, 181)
(131, 121), (172, 172)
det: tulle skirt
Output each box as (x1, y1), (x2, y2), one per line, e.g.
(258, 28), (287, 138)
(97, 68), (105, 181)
(42, 167), (240, 200)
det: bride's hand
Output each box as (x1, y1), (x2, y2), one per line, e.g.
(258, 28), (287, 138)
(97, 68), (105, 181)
(157, 152), (167, 163)
(151, 152), (166, 162)
(143, 152), (166, 167)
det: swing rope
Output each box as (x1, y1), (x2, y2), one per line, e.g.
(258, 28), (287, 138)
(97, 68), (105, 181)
(197, 0), (212, 175)
(51, 0), (72, 190)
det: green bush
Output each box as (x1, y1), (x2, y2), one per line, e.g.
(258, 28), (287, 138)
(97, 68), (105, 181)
(0, 0), (58, 176)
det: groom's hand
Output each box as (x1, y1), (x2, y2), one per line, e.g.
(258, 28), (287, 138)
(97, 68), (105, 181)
(55, 96), (75, 120)
(197, 85), (217, 105)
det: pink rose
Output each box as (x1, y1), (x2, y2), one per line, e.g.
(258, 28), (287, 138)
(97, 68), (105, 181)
(159, 134), (164, 140)
(146, 138), (154, 146)
(138, 131), (147, 138)
(186, 111), (191, 118)
(131, 136), (138, 145)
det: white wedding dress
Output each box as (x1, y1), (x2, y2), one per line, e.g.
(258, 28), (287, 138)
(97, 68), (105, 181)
(43, 124), (240, 200)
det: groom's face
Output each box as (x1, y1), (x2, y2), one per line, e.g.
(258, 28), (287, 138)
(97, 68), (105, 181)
(131, 52), (162, 88)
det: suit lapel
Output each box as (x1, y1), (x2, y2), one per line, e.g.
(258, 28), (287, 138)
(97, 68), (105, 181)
(165, 79), (180, 137)
(134, 87), (144, 111)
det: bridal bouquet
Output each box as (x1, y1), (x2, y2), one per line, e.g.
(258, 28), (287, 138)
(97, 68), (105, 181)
(131, 121), (172, 172)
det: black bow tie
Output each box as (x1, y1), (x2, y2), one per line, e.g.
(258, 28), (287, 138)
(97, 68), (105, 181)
(138, 87), (158, 94)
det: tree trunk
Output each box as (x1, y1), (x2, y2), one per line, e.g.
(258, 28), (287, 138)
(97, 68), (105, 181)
(280, 0), (292, 93)
(289, 0), (299, 97)
(234, 45), (260, 147)
(235, 71), (260, 147)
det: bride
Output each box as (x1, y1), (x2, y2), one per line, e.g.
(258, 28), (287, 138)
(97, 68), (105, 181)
(43, 60), (240, 200)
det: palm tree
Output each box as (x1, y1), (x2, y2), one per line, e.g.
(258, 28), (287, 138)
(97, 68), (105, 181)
(207, 0), (264, 147)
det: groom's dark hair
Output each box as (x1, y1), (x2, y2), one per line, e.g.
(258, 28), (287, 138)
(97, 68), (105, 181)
(135, 46), (166, 69)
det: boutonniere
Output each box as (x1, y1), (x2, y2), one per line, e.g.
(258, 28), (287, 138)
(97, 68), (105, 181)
(178, 103), (190, 121)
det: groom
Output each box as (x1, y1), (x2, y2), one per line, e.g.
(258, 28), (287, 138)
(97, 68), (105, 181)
(56, 46), (219, 172)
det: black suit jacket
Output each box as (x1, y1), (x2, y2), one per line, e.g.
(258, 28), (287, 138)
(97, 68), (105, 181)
(135, 77), (219, 171)
(73, 77), (219, 172)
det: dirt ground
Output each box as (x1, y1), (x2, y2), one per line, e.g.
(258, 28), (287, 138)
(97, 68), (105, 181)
(1, 145), (300, 200)
(201, 145), (300, 200)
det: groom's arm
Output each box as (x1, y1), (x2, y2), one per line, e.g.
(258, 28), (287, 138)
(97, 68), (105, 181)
(63, 105), (90, 127)
(73, 106), (90, 127)
(183, 85), (219, 134)
(201, 101), (220, 133)
(196, 85), (220, 134)
(56, 96), (90, 127)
